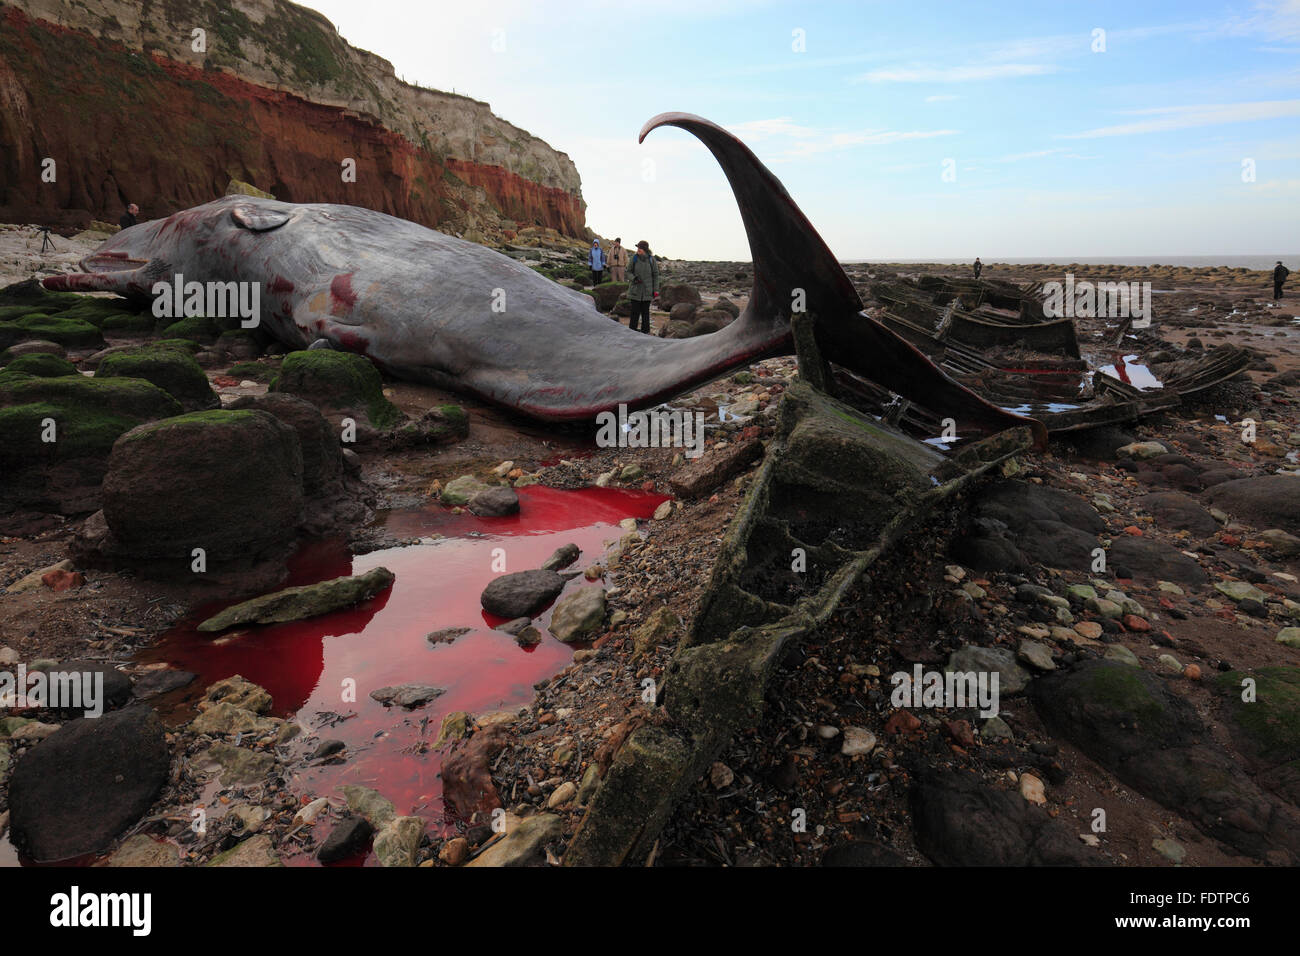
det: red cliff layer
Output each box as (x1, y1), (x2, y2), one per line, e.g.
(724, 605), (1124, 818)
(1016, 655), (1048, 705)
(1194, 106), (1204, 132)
(0, 7), (586, 236)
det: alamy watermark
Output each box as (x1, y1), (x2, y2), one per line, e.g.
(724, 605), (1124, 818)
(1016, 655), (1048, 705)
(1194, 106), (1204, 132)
(151, 273), (261, 328)
(595, 403), (706, 459)
(1042, 273), (1151, 328)
(0, 663), (104, 718)
(890, 664), (1000, 718)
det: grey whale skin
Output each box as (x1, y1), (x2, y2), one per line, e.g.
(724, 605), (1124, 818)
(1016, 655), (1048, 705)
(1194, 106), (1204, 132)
(44, 113), (1037, 439)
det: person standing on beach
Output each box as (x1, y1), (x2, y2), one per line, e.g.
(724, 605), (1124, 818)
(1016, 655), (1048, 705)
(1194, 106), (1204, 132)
(1275, 261), (1290, 301)
(119, 202), (139, 230)
(589, 240), (605, 286)
(627, 240), (658, 334)
(608, 238), (627, 282)
(973, 257), (983, 279)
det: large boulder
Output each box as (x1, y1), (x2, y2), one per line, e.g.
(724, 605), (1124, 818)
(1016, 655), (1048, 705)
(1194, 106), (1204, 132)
(1033, 661), (1300, 863)
(7, 706), (170, 862)
(102, 409), (304, 563)
(1206, 476), (1300, 535)
(658, 284), (702, 309)
(0, 314), (103, 351)
(910, 770), (1098, 866)
(0, 353), (76, 378)
(270, 350), (401, 429)
(953, 480), (1104, 573)
(1107, 535), (1207, 586)
(481, 569), (566, 618)
(589, 282), (628, 313)
(1138, 491), (1217, 536)
(227, 393), (343, 495)
(95, 345), (219, 411)
(0, 373), (182, 514)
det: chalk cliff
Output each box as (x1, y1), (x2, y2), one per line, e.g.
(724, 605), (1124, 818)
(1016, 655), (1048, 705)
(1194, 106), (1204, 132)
(0, 0), (586, 239)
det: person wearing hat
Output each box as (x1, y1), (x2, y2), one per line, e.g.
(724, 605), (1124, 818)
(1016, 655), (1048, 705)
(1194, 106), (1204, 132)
(589, 239), (605, 286)
(1274, 261), (1290, 302)
(608, 237), (627, 282)
(627, 240), (658, 334)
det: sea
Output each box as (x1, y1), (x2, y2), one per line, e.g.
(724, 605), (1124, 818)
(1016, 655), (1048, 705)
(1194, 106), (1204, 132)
(846, 255), (1297, 271)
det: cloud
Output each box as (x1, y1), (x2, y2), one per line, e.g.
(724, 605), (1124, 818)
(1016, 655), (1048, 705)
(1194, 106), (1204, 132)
(722, 118), (958, 158)
(995, 148), (1068, 163)
(1060, 99), (1300, 138)
(852, 63), (1055, 84)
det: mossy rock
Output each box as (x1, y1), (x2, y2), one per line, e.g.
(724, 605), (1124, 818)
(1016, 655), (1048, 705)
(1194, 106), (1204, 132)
(389, 404), (468, 446)
(104, 409), (304, 562)
(0, 279), (83, 309)
(1, 353), (76, 378)
(55, 298), (138, 328)
(0, 373), (182, 422)
(0, 305), (60, 322)
(227, 361), (276, 382)
(269, 350), (401, 429)
(100, 312), (157, 333)
(159, 316), (218, 343)
(0, 401), (141, 471)
(154, 338), (203, 354)
(1215, 667), (1300, 765)
(96, 346), (220, 411)
(590, 282), (628, 312)
(0, 315), (104, 351)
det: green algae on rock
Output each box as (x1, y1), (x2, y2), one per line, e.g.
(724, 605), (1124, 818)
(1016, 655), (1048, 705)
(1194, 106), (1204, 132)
(196, 566), (395, 632)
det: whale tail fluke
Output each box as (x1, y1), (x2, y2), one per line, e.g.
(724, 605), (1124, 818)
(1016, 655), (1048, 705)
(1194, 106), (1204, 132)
(640, 112), (1044, 445)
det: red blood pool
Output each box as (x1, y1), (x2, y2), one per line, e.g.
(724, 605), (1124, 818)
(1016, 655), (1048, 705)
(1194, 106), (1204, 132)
(134, 486), (666, 864)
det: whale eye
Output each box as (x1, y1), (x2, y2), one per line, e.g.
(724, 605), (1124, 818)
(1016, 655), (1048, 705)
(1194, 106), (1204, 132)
(230, 203), (292, 232)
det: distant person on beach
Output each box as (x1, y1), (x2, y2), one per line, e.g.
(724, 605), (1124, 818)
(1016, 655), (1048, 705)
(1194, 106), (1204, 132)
(119, 203), (139, 230)
(589, 239), (605, 286)
(627, 240), (658, 334)
(1275, 261), (1290, 301)
(973, 257), (983, 279)
(608, 237), (627, 282)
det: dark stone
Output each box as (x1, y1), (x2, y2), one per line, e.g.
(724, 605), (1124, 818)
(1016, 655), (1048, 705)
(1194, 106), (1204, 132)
(311, 739), (347, 760)
(909, 770), (1099, 866)
(480, 569), (566, 618)
(541, 543), (580, 571)
(102, 409), (303, 563)
(1139, 491), (1217, 536)
(426, 626), (472, 645)
(1207, 476), (1300, 535)
(130, 668), (196, 699)
(317, 816), (373, 864)
(7, 706), (170, 862)
(1033, 661), (1300, 863)
(227, 393), (343, 496)
(1107, 535), (1207, 586)
(45, 659), (131, 713)
(467, 485), (520, 517)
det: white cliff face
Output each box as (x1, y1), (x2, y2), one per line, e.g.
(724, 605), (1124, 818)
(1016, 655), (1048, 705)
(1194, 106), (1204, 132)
(11, 0), (583, 196)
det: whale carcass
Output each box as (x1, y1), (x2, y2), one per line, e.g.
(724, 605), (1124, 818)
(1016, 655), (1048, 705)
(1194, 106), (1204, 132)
(45, 113), (1042, 442)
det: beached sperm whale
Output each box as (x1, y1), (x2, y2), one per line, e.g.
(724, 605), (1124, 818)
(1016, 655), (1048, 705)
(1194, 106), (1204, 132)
(45, 112), (1040, 441)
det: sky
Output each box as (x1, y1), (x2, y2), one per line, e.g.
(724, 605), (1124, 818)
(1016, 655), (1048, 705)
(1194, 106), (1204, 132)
(304, 0), (1300, 260)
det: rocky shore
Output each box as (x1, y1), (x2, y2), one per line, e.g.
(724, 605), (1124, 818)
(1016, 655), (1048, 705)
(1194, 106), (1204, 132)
(2, 234), (1298, 866)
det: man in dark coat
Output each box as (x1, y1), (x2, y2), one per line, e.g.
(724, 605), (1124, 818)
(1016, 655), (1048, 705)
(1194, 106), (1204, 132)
(1275, 261), (1290, 301)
